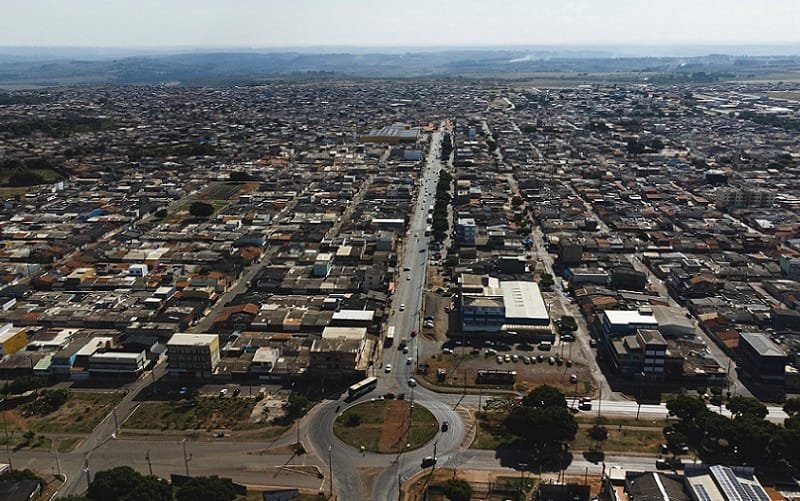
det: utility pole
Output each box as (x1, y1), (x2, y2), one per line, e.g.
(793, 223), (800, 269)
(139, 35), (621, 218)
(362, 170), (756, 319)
(146, 450), (153, 476)
(0, 400), (11, 471)
(636, 372), (645, 421)
(182, 439), (191, 477)
(328, 445), (333, 498)
(84, 455), (91, 491)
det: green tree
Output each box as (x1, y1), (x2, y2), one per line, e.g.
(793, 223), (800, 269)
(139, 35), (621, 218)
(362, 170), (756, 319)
(176, 475), (237, 501)
(522, 385), (567, 409)
(666, 395), (706, 422)
(8, 171), (45, 187)
(506, 405), (578, 449)
(188, 201), (214, 218)
(1, 376), (46, 395)
(229, 171), (254, 182)
(441, 478), (472, 501)
(726, 396), (768, 420)
(588, 424), (609, 450)
(87, 466), (172, 501)
(784, 397), (800, 417)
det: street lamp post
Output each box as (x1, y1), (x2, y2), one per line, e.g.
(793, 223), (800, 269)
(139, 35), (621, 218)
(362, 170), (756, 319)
(636, 371), (645, 421)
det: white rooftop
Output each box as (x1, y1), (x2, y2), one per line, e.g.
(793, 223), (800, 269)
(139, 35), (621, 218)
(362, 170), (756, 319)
(500, 281), (548, 321)
(604, 310), (659, 327)
(167, 333), (218, 347)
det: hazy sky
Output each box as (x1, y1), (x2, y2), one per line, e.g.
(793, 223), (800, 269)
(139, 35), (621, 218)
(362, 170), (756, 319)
(2, 0), (799, 47)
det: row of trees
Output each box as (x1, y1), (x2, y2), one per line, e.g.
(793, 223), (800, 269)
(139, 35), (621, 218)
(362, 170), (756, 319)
(665, 394), (800, 473)
(432, 170), (453, 242)
(61, 466), (238, 501)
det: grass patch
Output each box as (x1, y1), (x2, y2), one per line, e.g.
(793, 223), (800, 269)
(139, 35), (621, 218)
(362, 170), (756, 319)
(471, 412), (517, 450)
(472, 411), (667, 453)
(56, 436), (82, 452)
(0, 186), (32, 197)
(125, 397), (257, 431)
(333, 400), (438, 454)
(26, 391), (125, 434)
(0, 430), (51, 451)
(574, 427), (664, 453)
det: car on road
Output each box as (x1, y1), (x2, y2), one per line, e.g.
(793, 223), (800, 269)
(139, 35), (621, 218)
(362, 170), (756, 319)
(232, 387), (241, 397)
(407, 275), (411, 280)
(384, 392), (396, 399)
(441, 421), (449, 432)
(403, 266), (411, 271)
(402, 346), (409, 354)
(406, 357), (413, 365)
(421, 456), (436, 468)
(561, 334), (575, 342)
(570, 374), (578, 384)
(442, 347), (453, 354)
(485, 348), (497, 355)
(590, 339), (598, 348)
(407, 377), (417, 387)
(419, 248), (426, 252)
(179, 386), (188, 396)
(399, 303), (405, 311)
(410, 330), (417, 337)
(385, 364), (392, 373)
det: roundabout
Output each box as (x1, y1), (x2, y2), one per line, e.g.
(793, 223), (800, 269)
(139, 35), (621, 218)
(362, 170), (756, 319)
(333, 399), (439, 453)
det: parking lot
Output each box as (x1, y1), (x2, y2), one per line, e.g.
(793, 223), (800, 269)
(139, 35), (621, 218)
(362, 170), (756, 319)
(419, 340), (596, 395)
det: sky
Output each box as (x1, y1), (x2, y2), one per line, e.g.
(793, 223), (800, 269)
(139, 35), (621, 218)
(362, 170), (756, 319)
(1, 0), (799, 48)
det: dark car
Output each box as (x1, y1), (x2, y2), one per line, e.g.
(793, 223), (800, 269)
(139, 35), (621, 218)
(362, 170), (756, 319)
(441, 421), (449, 432)
(232, 387), (241, 397)
(421, 456), (437, 468)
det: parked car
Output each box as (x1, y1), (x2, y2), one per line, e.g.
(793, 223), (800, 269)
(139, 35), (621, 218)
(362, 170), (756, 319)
(511, 354), (519, 363)
(232, 387), (241, 397)
(496, 355), (503, 364)
(219, 388), (228, 397)
(522, 356), (531, 364)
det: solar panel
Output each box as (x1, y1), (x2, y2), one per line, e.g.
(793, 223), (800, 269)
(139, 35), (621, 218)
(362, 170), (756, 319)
(694, 484), (712, 501)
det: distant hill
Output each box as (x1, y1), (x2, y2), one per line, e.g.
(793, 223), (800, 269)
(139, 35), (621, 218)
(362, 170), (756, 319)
(0, 48), (798, 87)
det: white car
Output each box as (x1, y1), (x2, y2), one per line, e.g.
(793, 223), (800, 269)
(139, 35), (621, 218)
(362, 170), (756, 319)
(399, 304), (406, 311)
(385, 364), (392, 373)
(407, 275), (411, 280)
(406, 357), (413, 365)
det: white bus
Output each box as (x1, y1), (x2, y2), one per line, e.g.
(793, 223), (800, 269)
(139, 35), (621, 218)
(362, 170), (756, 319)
(385, 326), (395, 347)
(347, 376), (378, 399)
